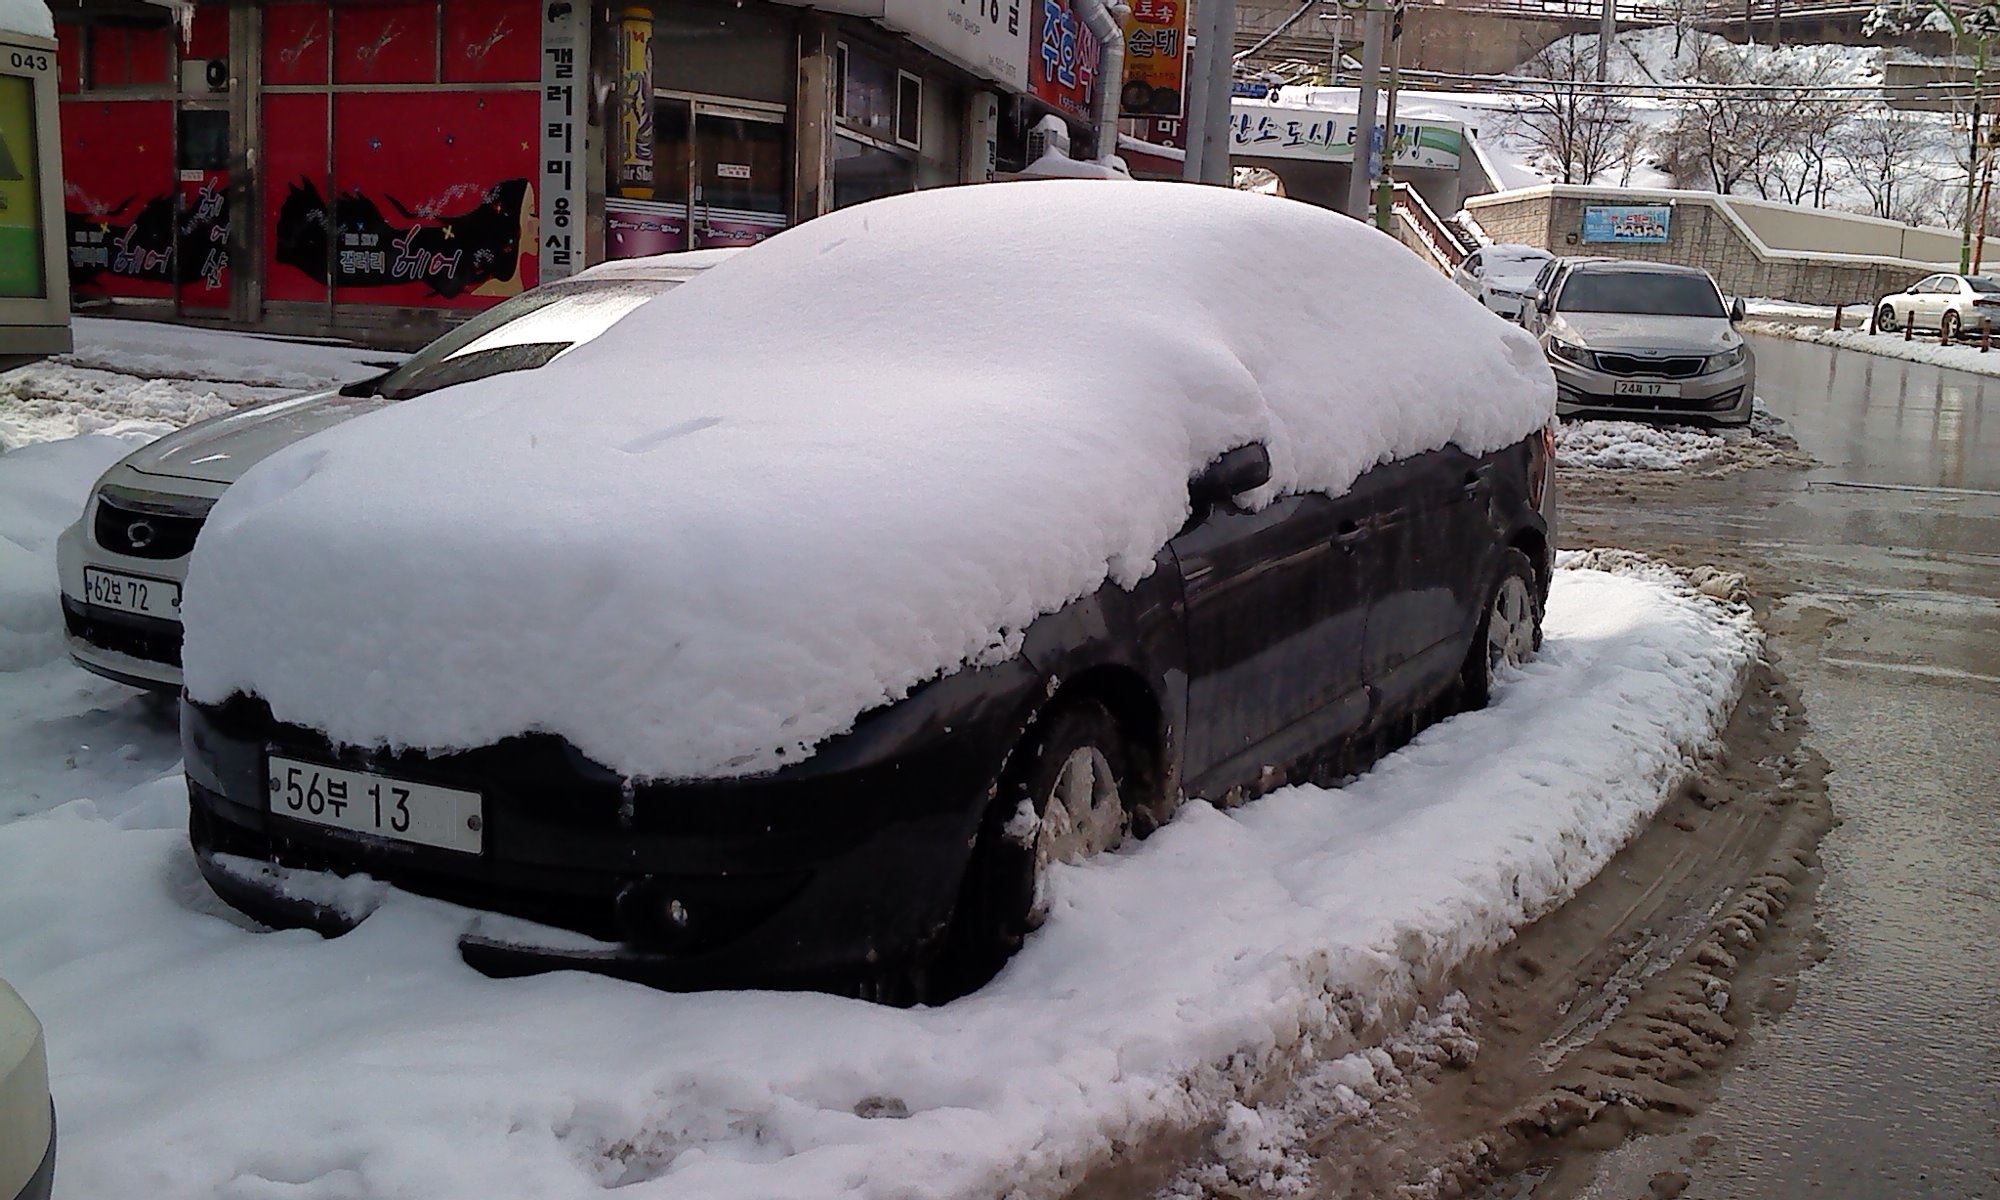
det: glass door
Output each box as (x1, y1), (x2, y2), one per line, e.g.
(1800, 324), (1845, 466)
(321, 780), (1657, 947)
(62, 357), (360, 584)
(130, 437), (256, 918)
(691, 102), (785, 250)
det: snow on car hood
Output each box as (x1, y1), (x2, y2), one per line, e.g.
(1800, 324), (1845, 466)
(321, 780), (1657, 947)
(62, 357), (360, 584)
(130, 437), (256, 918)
(182, 181), (1556, 782)
(123, 388), (394, 486)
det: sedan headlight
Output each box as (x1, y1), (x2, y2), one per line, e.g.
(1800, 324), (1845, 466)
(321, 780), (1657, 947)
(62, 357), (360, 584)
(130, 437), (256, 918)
(1704, 346), (1745, 373)
(1547, 338), (1594, 369)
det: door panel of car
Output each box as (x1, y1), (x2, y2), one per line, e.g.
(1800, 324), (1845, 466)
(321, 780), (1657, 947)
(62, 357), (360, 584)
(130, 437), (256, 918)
(1173, 491), (1371, 800)
(1353, 448), (1486, 722)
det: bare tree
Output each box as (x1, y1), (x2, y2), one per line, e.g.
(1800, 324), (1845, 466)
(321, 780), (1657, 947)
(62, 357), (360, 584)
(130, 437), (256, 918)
(1651, 43), (1853, 199)
(1835, 110), (1950, 218)
(1505, 39), (1634, 185)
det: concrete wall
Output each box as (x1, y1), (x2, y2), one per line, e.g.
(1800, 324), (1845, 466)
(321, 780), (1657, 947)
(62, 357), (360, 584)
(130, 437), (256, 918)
(1464, 186), (1997, 305)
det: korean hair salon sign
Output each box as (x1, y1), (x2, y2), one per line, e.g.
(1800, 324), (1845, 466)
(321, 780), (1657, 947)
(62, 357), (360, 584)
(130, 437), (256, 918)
(1228, 102), (1463, 170)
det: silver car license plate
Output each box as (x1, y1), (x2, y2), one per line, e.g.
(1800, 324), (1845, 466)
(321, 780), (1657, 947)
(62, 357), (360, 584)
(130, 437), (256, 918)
(1613, 380), (1681, 398)
(267, 755), (484, 855)
(82, 567), (181, 619)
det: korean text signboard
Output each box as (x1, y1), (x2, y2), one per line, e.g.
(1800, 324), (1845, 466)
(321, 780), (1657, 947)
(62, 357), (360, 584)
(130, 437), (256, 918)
(1032, 0), (1100, 121)
(1582, 204), (1671, 244)
(616, 6), (653, 197)
(1228, 102), (1462, 170)
(540, 1), (587, 279)
(884, 0), (1028, 93)
(1120, 0), (1187, 119)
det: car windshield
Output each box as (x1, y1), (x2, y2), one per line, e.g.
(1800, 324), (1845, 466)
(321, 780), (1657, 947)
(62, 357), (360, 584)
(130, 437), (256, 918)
(1968, 276), (2000, 293)
(1557, 271), (1726, 318)
(349, 279), (673, 402)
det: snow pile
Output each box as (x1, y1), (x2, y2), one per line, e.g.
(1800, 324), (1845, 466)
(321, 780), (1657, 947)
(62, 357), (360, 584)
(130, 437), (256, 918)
(1558, 419), (1725, 471)
(1747, 321), (2000, 380)
(0, 318), (399, 449)
(0, 563), (1758, 1200)
(0, 437), (135, 669)
(183, 182), (1556, 781)
(0, 0), (52, 39)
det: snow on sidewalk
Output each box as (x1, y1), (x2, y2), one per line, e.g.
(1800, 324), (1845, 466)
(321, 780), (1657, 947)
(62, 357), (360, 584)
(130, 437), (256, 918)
(0, 564), (1758, 1200)
(1746, 320), (2000, 380)
(0, 316), (398, 449)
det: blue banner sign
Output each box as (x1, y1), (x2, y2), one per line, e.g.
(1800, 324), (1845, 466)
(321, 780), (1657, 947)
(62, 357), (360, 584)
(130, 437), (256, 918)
(1581, 204), (1671, 244)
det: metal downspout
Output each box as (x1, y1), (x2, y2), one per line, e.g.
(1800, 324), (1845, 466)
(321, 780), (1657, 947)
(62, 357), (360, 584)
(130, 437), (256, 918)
(1077, 0), (1129, 166)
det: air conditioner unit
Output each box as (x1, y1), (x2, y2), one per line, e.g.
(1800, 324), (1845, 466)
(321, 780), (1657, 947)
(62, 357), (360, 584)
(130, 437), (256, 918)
(1027, 114), (1070, 163)
(180, 58), (228, 94)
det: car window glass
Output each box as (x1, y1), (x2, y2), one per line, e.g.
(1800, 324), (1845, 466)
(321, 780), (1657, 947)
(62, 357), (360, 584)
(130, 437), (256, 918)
(1555, 271), (1727, 318)
(1914, 275), (1941, 293)
(1969, 276), (2000, 293)
(358, 279), (674, 402)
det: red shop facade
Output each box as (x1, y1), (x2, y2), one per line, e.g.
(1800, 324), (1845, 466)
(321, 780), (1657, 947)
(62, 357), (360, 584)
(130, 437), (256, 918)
(49, 0), (1089, 346)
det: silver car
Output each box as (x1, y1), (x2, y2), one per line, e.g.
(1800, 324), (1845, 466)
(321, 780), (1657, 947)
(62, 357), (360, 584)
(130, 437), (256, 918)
(56, 252), (729, 691)
(1533, 260), (1754, 427)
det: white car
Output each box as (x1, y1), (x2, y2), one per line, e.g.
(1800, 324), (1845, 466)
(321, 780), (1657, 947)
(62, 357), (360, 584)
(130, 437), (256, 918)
(56, 251), (731, 692)
(1453, 244), (1555, 321)
(0, 979), (53, 1200)
(1873, 272), (2000, 340)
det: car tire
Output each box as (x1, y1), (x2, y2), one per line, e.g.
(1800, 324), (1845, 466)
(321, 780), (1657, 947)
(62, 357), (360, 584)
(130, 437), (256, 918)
(1943, 310), (1962, 341)
(1460, 548), (1542, 711)
(933, 700), (1135, 1000)
(1877, 304), (1898, 333)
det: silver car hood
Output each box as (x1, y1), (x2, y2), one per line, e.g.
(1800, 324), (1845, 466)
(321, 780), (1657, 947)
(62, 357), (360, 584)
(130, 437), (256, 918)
(124, 386), (394, 486)
(1551, 313), (1740, 354)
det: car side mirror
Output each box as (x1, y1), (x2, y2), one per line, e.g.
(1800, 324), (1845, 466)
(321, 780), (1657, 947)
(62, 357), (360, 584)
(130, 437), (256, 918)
(1907, 285), (1919, 294)
(1536, 292), (1553, 315)
(1730, 296), (1746, 323)
(1191, 443), (1272, 506)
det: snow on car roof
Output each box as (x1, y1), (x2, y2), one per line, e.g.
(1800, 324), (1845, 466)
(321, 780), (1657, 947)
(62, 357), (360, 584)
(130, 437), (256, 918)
(182, 181), (1555, 782)
(569, 247), (740, 282)
(1486, 243), (1552, 261)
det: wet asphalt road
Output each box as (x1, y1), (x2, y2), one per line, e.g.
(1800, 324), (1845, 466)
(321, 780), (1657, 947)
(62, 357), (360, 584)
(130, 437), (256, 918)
(1569, 334), (2000, 1199)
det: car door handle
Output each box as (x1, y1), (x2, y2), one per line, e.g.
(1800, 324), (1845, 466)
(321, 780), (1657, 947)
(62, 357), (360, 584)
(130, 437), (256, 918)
(1334, 520), (1370, 549)
(1461, 472), (1490, 501)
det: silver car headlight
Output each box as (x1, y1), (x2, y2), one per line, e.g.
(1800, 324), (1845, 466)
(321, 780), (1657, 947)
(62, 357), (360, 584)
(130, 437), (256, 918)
(1704, 346), (1745, 373)
(1547, 338), (1594, 369)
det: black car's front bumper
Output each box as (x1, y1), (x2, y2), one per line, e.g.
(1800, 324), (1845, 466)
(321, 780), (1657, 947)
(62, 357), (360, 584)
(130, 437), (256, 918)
(183, 680), (1034, 990)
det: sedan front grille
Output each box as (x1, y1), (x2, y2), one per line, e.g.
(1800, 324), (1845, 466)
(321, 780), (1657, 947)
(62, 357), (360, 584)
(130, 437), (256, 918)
(93, 496), (205, 560)
(1593, 353), (1707, 379)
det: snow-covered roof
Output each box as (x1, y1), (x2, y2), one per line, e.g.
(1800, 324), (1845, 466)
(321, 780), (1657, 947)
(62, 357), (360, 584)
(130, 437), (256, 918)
(571, 247), (741, 282)
(0, 0), (53, 39)
(182, 181), (1555, 781)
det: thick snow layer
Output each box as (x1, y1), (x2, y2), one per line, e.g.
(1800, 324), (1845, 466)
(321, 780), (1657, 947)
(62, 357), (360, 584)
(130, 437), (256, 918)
(1747, 321), (2000, 379)
(0, 563), (1757, 1200)
(0, 0), (52, 38)
(0, 436), (145, 670)
(183, 183), (1556, 780)
(0, 318), (399, 449)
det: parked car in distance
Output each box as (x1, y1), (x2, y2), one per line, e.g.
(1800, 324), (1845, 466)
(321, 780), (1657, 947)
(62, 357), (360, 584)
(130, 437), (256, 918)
(54, 251), (733, 692)
(0, 979), (54, 1200)
(1873, 272), (2000, 340)
(1536, 260), (1754, 427)
(179, 182), (1558, 1007)
(1453, 244), (1554, 321)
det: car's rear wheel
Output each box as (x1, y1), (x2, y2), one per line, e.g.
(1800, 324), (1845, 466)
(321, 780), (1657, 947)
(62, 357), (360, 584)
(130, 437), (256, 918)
(1877, 304), (1898, 333)
(933, 701), (1134, 999)
(1943, 310), (1962, 341)
(1461, 548), (1542, 711)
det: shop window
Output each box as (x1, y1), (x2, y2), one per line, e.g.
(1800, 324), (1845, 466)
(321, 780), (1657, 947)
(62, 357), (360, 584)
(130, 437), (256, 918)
(653, 0), (792, 106)
(443, 0), (539, 84)
(895, 71), (922, 151)
(178, 110), (230, 173)
(87, 24), (171, 90)
(833, 133), (915, 211)
(839, 45), (896, 144)
(55, 26), (81, 93)
(334, 2), (438, 85)
(264, 2), (331, 86)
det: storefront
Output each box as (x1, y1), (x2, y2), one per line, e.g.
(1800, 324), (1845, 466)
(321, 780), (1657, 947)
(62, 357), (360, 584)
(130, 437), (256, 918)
(48, 0), (1104, 343)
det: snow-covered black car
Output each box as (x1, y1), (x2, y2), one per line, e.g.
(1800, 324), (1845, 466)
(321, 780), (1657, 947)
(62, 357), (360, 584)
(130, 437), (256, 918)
(180, 183), (1557, 1003)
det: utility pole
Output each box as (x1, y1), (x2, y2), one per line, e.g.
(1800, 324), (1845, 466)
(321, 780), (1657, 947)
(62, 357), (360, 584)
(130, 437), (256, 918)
(1374, 11), (1402, 232)
(1184, 0), (1238, 185)
(1344, 0), (1386, 220)
(1597, 0), (1614, 82)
